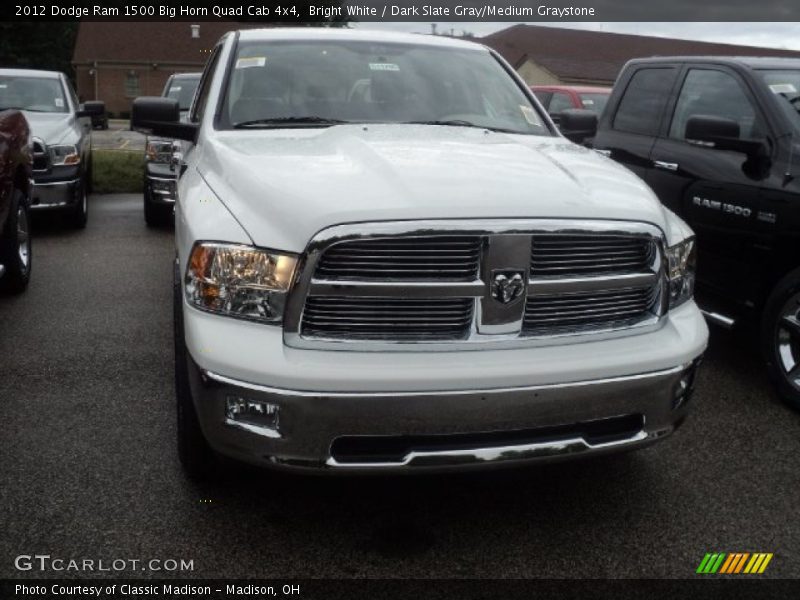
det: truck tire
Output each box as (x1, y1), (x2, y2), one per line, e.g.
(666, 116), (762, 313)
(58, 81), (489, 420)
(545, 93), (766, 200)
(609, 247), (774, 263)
(762, 267), (800, 411)
(71, 181), (89, 229)
(0, 188), (32, 294)
(174, 261), (215, 479)
(144, 187), (171, 227)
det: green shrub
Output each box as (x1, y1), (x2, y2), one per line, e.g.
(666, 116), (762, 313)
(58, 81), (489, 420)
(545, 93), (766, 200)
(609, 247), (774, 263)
(92, 150), (143, 194)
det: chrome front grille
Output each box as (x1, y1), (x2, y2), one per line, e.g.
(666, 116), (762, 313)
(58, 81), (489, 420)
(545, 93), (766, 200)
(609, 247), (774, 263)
(286, 220), (667, 349)
(315, 236), (481, 281)
(531, 234), (654, 276)
(32, 139), (48, 172)
(302, 297), (474, 340)
(524, 286), (659, 334)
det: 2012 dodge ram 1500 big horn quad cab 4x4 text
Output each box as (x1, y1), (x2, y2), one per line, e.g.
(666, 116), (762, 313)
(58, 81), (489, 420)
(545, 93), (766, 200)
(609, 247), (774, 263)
(132, 29), (708, 478)
(591, 57), (800, 410)
(0, 69), (104, 228)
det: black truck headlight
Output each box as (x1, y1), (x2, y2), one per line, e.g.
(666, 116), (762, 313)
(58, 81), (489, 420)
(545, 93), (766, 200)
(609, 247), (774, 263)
(667, 237), (696, 309)
(185, 242), (298, 324)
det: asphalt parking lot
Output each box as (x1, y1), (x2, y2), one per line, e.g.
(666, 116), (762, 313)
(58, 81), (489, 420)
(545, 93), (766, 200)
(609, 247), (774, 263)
(1, 194), (799, 579)
(92, 120), (145, 152)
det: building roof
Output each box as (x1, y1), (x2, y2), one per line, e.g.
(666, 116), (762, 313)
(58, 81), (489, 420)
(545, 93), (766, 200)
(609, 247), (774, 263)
(72, 23), (488, 67)
(72, 22), (252, 65)
(481, 25), (800, 83)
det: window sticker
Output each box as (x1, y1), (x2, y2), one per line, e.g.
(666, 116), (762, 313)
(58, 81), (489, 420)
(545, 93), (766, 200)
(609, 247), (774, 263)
(769, 83), (797, 94)
(55, 98), (64, 108)
(520, 105), (541, 126)
(171, 86), (182, 92)
(369, 63), (400, 72)
(582, 98), (595, 105)
(236, 56), (266, 69)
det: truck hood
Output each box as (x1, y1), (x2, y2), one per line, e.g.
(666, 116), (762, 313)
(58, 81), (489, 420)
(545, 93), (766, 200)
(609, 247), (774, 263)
(200, 125), (669, 252)
(23, 111), (74, 145)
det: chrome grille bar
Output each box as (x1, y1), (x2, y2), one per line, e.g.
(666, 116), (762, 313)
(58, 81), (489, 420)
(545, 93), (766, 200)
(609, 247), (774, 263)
(532, 235), (654, 276)
(284, 219), (667, 351)
(32, 138), (48, 172)
(302, 297), (474, 340)
(316, 235), (481, 281)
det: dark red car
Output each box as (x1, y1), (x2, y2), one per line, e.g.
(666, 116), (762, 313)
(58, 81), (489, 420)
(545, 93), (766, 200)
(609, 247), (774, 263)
(0, 109), (32, 293)
(531, 85), (612, 123)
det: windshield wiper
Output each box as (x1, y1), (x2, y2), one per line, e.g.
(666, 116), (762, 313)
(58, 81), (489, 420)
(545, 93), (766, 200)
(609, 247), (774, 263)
(403, 119), (521, 134)
(0, 106), (38, 112)
(232, 116), (349, 128)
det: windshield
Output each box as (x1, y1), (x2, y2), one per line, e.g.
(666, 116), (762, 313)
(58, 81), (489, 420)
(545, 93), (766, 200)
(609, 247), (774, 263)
(221, 40), (550, 135)
(165, 76), (200, 111)
(578, 92), (610, 115)
(0, 76), (67, 113)
(757, 69), (800, 132)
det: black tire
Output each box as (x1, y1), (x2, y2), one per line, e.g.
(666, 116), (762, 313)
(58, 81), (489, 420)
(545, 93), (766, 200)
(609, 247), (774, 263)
(174, 263), (215, 479)
(144, 187), (171, 227)
(70, 180), (89, 229)
(0, 189), (32, 294)
(86, 155), (94, 195)
(761, 267), (800, 411)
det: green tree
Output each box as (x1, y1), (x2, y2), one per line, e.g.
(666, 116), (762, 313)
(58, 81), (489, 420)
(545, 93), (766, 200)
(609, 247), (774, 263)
(0, 23), (79, 80)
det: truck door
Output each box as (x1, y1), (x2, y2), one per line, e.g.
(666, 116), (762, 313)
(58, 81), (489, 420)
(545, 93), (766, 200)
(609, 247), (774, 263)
(646, 66), (770, 302)
(593, 65), (680, 179)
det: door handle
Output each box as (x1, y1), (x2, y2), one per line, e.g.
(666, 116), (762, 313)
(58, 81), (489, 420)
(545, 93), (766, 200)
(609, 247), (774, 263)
(653, 160), (679, 172)
(594, 148), (612, 157)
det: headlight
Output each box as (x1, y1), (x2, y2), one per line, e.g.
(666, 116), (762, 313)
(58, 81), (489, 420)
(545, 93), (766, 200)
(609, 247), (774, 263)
(145, 139), (173, 163)
(185, 242), (298, 324)
(667, 237), (696, 309)
(49, 144), (80, 166)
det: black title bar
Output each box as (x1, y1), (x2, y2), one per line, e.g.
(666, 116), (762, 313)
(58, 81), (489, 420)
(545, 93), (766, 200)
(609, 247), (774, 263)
(4, 0), (800, 22)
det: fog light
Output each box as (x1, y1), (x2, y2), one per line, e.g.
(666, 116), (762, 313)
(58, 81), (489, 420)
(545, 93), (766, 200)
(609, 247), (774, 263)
(672, 363), (699, 410)
(225, 396), (280, 438)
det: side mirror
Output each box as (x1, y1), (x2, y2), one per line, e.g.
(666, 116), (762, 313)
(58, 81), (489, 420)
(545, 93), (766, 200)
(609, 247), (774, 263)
(77, 100), (105, 118)
(559, 109), (598, 144)
(132, 97), (197, 142)
(685, 115), (770, 179)
(685, 115), (767, 156)
(685, 115), (739, 145)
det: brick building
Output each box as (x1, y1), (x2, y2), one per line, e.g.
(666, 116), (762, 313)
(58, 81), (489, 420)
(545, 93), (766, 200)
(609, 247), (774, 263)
(482, 24), (800, 86)
(71, 22), (252, 116)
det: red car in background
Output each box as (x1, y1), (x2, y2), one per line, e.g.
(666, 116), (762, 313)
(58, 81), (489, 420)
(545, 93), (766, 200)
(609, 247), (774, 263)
(531, 85), (612, 124)
(0, 109), (32, 293)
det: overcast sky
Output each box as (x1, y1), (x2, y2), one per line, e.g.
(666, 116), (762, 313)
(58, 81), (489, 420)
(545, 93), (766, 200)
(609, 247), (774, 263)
(355, 22), (800, 51)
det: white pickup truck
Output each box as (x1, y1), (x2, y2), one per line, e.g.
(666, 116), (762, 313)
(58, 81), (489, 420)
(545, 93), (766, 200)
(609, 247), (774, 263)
(132, 29), (708, 478)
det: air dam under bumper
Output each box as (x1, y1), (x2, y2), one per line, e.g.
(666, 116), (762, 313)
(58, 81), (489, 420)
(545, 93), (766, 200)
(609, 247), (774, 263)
(187, 357), (701, 472)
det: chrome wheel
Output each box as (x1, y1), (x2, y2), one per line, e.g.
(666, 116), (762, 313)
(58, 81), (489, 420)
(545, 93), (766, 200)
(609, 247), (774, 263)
(16, 205), (30, 272)
(777, 292), (800, 392)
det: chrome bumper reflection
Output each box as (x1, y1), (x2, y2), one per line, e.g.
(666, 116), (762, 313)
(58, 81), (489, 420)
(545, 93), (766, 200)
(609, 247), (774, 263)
(326, 431), (649, 469)
(31, 178), (80, 209)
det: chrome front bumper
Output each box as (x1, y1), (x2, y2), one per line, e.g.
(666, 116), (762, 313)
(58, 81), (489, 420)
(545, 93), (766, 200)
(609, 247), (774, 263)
(187, 356), (701, 472)
(31, 177), (81, 209)
(146, 175), (177, 204)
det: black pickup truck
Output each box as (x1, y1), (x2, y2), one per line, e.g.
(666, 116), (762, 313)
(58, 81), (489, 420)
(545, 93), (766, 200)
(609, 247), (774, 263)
(583, 56), (800, 409)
